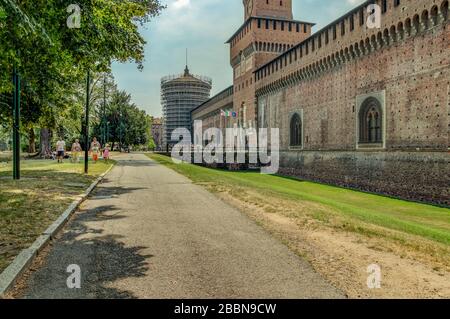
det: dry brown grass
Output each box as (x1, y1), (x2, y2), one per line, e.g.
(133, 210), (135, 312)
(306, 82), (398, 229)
(0, 160), (113, 272)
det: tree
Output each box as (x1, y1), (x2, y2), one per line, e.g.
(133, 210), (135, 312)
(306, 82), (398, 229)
(0, 0), (164, 155)
(147, 116), (156, 151)
(93, 90), (151, 150)
(0, 124), (10, 151)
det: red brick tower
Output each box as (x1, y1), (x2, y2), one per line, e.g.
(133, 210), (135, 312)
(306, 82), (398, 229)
(244, 0), (293, 20)
(228, 0), (314, 129)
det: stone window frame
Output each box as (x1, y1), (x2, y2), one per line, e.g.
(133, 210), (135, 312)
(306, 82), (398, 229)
(359, 98), (382, 143)
(356, 91), (386, 150)
(257, 98), (267, 130)
(289, 109), (304, 151)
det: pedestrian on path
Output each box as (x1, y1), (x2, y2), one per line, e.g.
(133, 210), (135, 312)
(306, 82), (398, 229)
(71, 139), (82, 163)
(103, 144), (111, 163)
(56, 138), (66, 164)
(90, 137), (101, 164)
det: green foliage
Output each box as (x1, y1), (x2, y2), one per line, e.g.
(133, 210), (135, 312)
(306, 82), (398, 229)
(147, 139), (156, 150)
(0, 0), (163, 152)
(93, 90), (151, 148)
(54, 72), (117, 143)
(0, 125), (10, 151)
(147, 117), (156, 150)
(0, 6), (6, 19)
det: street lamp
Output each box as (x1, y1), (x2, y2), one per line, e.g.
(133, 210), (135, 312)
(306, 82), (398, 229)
(84, 69), (90, 174)
(12, 64), (20, 180)
(106, 120), (110, 148)
(102, 73), (107, 146)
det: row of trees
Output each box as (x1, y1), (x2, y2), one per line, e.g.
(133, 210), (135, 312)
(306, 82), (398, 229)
(92, 87), (154, 151)
(0, 0), (163, 155)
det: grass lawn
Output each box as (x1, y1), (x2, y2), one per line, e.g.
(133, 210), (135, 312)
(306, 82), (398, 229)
(0, 152), (31, 162)
(0, 159), (114, 273)
(0, 152), (11, 162)
(148, 154), (450, 253)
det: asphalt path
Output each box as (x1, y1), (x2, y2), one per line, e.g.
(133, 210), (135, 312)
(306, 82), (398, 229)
(21, 153), (343, 299)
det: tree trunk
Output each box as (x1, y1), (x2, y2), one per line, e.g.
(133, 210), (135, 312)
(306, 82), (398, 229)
(39, 128), (53, 158)
(28, 128), (36, 154)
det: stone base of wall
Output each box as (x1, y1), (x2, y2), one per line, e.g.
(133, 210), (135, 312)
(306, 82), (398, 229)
(279, 151), (450, 207)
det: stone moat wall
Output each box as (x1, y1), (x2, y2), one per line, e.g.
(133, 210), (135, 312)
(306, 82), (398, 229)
(279, 150), (450, 207)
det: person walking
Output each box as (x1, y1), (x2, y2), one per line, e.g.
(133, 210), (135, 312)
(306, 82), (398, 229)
(90, 137), (101, 164)
(71, 139), (82, 163)
(103, 144), (111, 163)
(56, 138), (66, 164)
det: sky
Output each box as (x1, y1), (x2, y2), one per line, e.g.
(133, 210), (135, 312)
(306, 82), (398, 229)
(111, 0), (366, 118)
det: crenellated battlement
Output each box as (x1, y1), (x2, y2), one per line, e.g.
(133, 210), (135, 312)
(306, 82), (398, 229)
(255, 0), (449, 95)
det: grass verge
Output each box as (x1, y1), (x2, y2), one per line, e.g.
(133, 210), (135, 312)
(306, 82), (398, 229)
(148, 154), (450, 244)
(147, 154), (450, 272)
(0, 159), (114, 273)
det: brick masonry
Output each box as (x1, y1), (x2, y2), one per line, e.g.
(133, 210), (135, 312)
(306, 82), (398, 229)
(192, 0), (450, 206)
(279, 151), (449, 206)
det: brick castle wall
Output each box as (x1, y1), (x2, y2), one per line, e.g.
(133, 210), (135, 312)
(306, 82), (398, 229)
(279, 151), (449, 206)
(257, 21), (449, 151)
(255, 0), (450, 206)
(192, 0), (450, 206)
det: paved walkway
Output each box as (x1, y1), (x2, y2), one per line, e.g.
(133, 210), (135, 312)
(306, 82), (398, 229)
(21, 153), (343, 299)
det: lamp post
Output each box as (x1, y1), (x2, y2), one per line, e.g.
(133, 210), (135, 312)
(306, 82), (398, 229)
(102, 74), (107, 146)
(106, 121), (110, 148)
(119, 105), (123, 151)
(84, 70), (90, 174)
(12, 64), (21, 180)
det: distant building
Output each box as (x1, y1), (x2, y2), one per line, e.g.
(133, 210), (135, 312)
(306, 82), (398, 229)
(161, 66), (212, 149)
(151, 117), (163, 151)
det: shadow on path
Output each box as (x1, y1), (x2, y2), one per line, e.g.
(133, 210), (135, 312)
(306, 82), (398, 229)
(22, 203), (152, 299)
(116, 160), (157, 168)
(89, 185), (147, 199)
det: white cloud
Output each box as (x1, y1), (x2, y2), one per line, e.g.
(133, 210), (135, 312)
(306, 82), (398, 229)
(346, 0), (366, 5)
(155, 0), (238, 39)
(173, 0), (190, 10)
(113, 0), (370, 117)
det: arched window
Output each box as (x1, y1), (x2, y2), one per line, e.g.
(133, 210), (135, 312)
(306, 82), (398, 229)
(359, 98), (382, 144)
(430, 6), (438, 25)
(442, 1), (449, 21)
(421, 10), (430, 29)
(290, 113), (302, 147)
(413, 14), (420, 32)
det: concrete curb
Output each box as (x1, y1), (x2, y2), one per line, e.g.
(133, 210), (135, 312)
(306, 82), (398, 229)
(0, 163), (115, 298)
